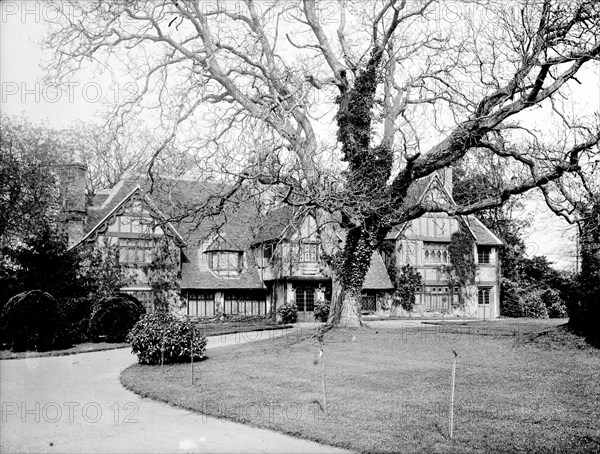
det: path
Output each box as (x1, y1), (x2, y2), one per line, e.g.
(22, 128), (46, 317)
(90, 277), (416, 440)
(0, 326), (349, 453)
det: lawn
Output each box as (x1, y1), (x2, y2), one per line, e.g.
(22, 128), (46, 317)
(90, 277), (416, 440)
(121, 319), (600, 453)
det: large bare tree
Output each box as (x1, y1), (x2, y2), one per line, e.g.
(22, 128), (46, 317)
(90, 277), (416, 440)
(44, 0), (599, 326)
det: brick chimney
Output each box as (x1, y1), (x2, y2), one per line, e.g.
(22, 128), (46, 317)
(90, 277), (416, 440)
(57, 163), (87, 248)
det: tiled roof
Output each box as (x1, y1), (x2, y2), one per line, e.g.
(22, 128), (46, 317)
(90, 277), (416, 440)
(363, 252), (394, 290)
(83, 175), (265, 290)
(252, 205), (301, 244)
(466, 216), (504, 246)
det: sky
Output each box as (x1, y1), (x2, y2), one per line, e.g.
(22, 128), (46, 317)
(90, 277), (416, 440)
(1, 1), (595, 271)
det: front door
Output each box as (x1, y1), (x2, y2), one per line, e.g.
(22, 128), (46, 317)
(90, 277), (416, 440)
(295, 286), (316, 322)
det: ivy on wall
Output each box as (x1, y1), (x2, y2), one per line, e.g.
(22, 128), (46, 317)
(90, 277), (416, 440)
(441, 225), (476, 308)
(394, 264), (422, 311)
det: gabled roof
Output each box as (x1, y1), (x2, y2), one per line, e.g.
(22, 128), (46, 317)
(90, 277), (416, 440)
(466, 216), (504, 246)
(76, 185), (186, 247)
(385, 172), (456, 240)
(363, 252), (394, 290)
(82, 175), (265, 290)
(384, 172), (502, 246)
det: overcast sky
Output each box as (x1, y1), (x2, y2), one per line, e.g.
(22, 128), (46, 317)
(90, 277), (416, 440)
(1, 1), (591, 271)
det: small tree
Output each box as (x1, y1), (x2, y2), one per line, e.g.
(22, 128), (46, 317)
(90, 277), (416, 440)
(79, 243), (131, 299)
(147, 237), (182, 313)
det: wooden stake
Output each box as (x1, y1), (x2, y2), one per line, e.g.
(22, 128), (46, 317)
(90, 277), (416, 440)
(161, 330), (165, 373)
(449, 350), (458, 438)
(190, 325), (194, 385)
(321, 348), (327, 416)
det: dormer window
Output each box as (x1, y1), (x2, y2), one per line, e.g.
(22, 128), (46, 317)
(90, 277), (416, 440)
(207, 251), (244, 275)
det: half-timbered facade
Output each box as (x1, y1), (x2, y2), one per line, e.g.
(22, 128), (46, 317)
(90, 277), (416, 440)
(63, 166), (501, 319)
(385, 172), (503, 318)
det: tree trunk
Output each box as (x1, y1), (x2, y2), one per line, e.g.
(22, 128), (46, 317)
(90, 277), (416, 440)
(328, 277), (363, 328)
(327, 225), (383, 327)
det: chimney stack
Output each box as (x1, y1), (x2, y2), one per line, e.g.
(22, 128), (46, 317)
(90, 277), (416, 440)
(58, 163), (87, 248)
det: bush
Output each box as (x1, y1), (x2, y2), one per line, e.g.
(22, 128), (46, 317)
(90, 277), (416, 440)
(500, 279), (524, 317)
(521, 289), (549, 319)
(60, 295), (99, 344)
(394, 265), (422, 312)
(89, 294), (145, 342)
(0, 290), (66, 351)
(541, 288), (567, 318)
(314, 300), (330, 322)
(276, 302), (298, 324)
(127, 312), (207, 365)
(501, 280), (553, 319)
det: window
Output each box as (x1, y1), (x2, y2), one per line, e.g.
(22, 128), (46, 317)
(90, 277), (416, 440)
(118, 238), (155, 264)
(478, 246), (491, 264)
(301, 243), (318, 262)
(423, 242), (449, 265)
(208, 251), (243, 272)
(478, 288), (491, 305)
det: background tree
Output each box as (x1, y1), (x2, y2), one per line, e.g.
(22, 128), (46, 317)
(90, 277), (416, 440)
(0, 115), (131, 315)
(45, 0), (600, 327)
(147, 237), (183, 313)
(453, 154), (571, 317)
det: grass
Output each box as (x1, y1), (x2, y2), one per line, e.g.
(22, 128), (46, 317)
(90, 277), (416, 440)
(121, 319), (600, 453)
(0, 342), (129, 360)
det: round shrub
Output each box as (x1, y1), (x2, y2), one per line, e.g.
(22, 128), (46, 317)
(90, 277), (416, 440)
(0, 290), (65, 351)
(89, 294), (145, 342)
(314, 300), (330, 322)
(127, 312), (207, 365)
(276, 302), (298, 324)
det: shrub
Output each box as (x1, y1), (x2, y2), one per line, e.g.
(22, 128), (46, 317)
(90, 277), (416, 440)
(89, 294), (145, 342)
(0, 290), (66, 351)
(276, 302), (298, 324)
(61, 296), (95, 344)
(521, 289), (549, 319)
(314, 300), (330, 322)
(394, 265), (422, 312)
(500, 279), (524, 317)
(127, 312), (207, 365)
(541, 288), (567, 318)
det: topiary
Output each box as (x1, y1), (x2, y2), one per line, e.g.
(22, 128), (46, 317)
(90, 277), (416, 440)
(276, 302), (298, 324)
(89, 293), (145, 342)
(0, 290), (66, 351)
(314, 299), (330, 322)
(127, 312), (207, 365)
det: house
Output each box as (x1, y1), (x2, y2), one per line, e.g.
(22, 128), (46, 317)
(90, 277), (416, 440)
(60, 165), (501, 319)
(384, 169), (503, 318)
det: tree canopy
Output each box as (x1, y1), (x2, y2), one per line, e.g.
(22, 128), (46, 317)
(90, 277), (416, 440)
(43, 0), (600, 326)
